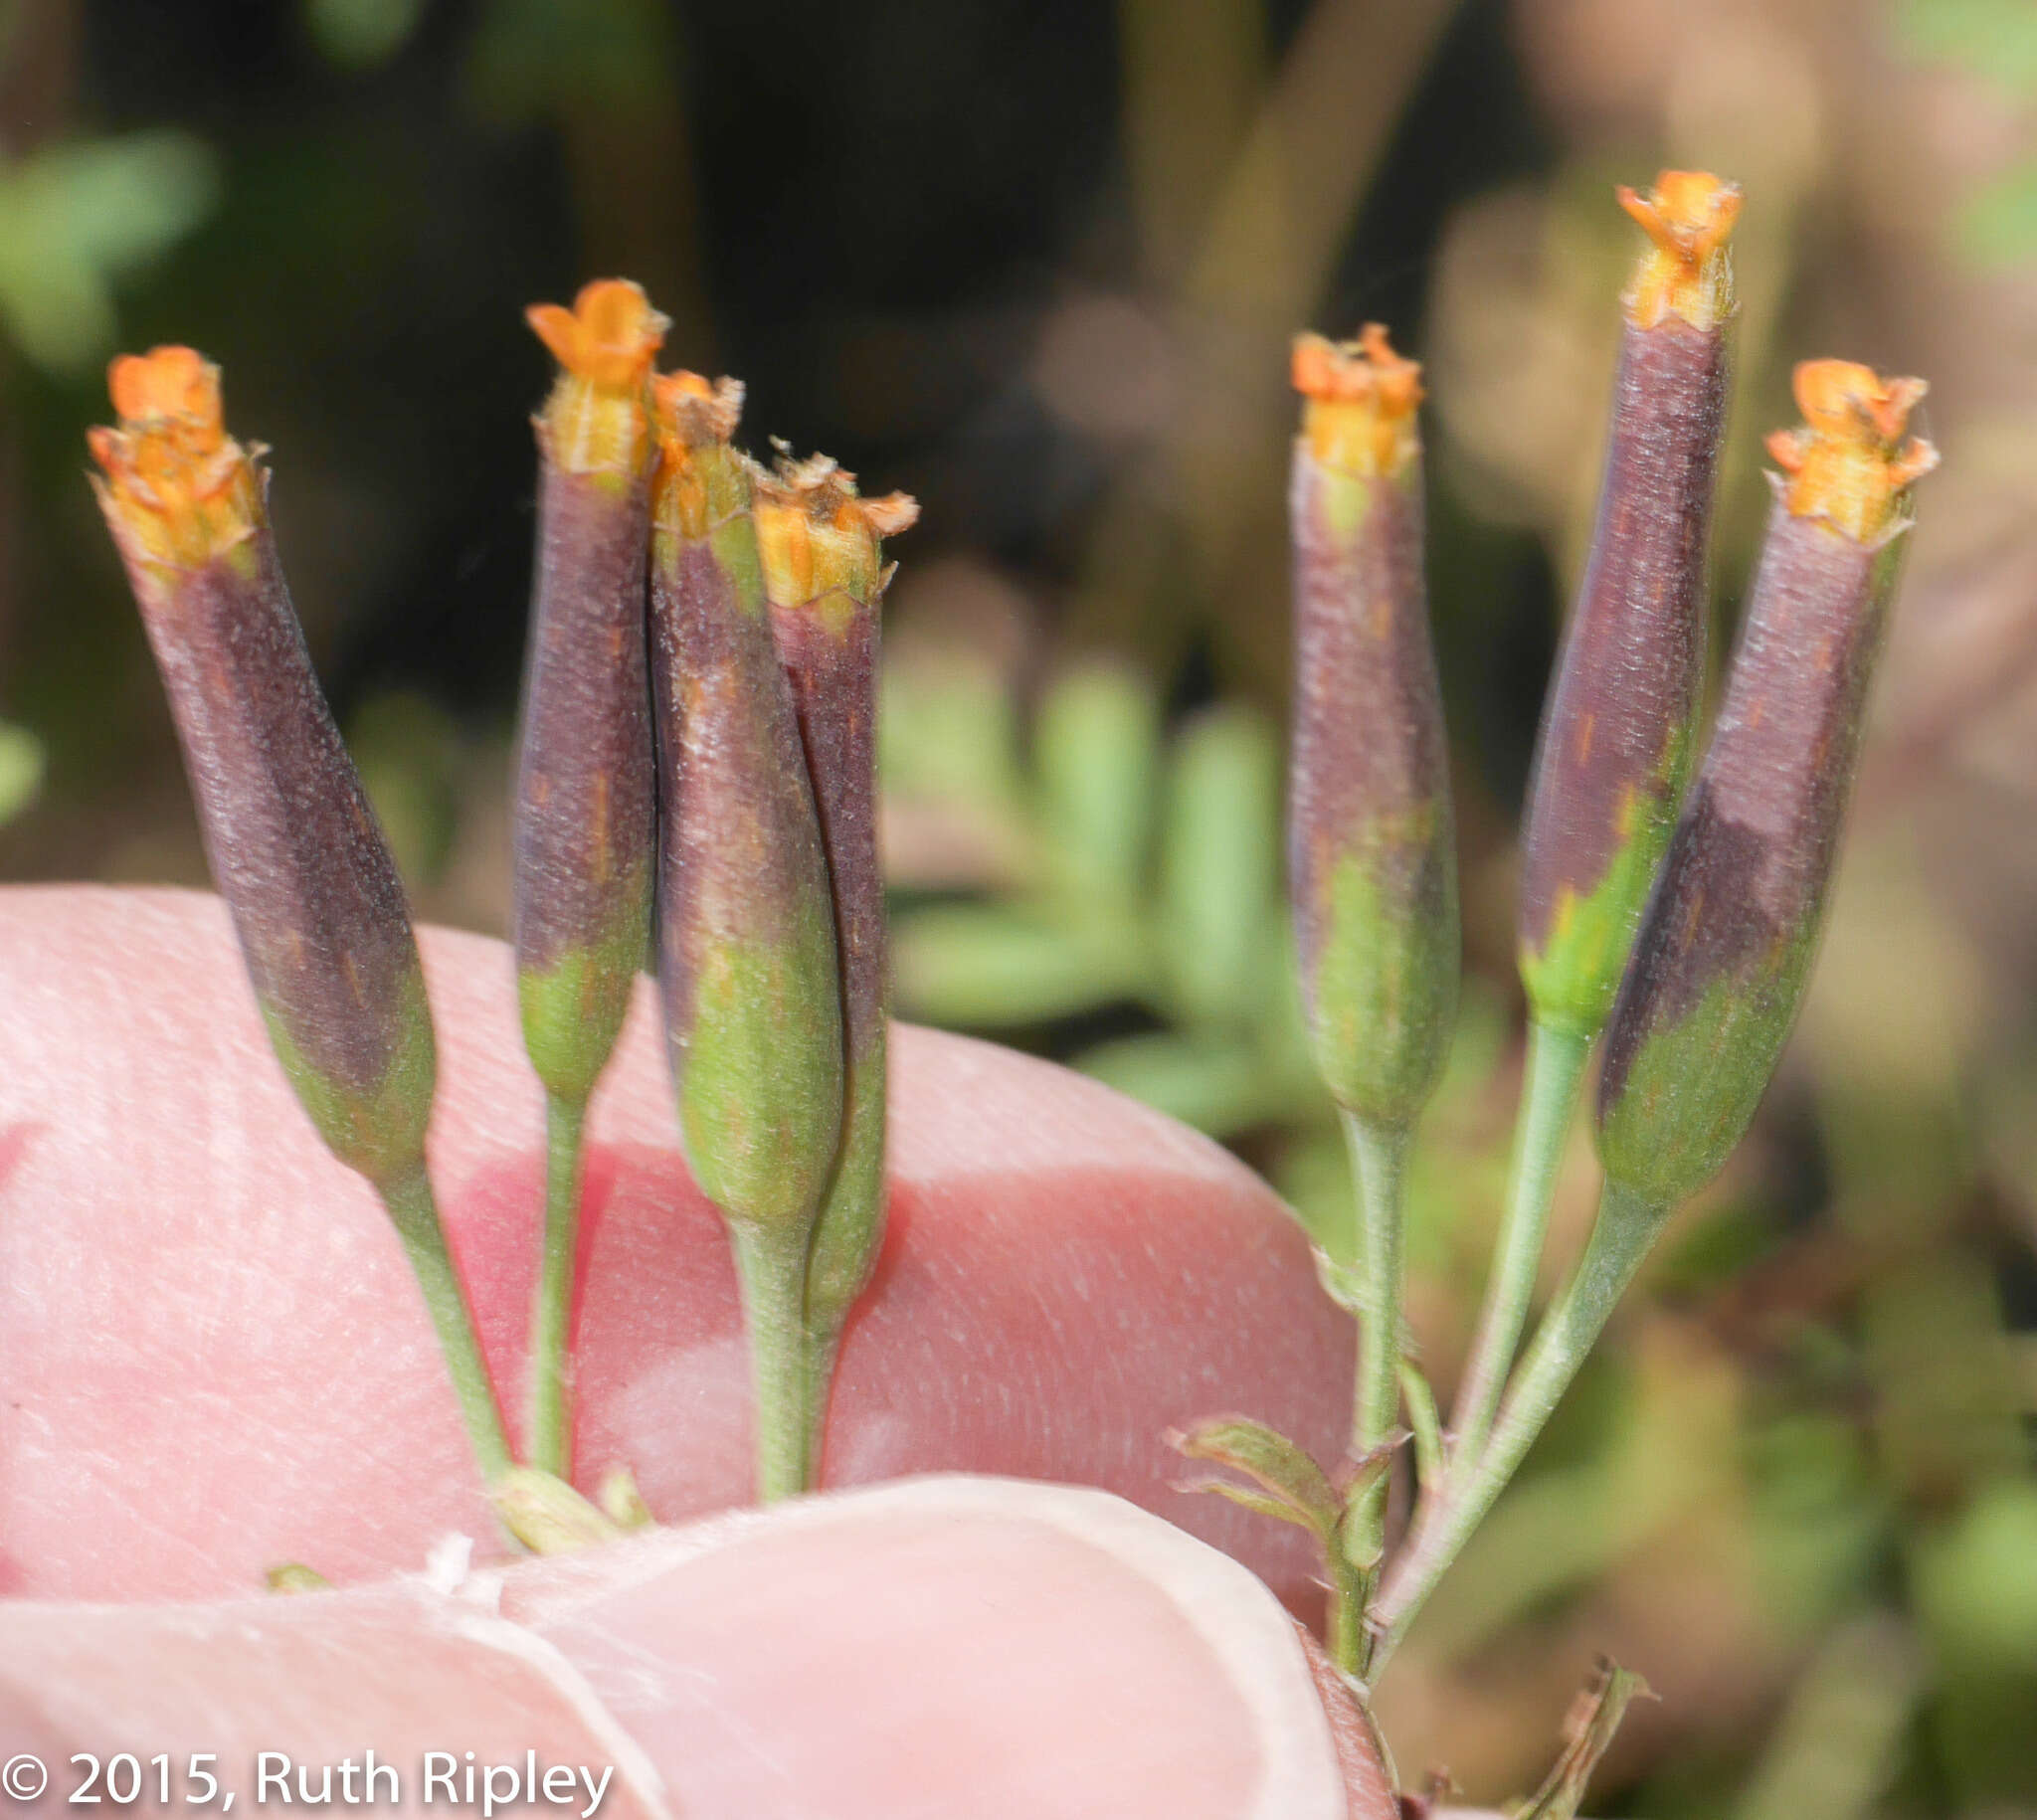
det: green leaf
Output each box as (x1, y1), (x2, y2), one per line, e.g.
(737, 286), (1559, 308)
(1958, 165), (2037, 265)
(1333, 1435), (1404, 1573)
(1896, 0), (2037, 91)
(1157, 704), (1281, 1027)
(891, 903), (1150, 1026)
(1074, 1030), (1288, 1137)
(880, 647), (1029, 830)
(1168, 1416), (1339, 1541)
(304, 0), (428, 70)
(1034, 662), (1160, 910)
(1399, 1361), (1445, 1492)
(1516, 1657), (1656, 1820)
(0, 720), (44, 827)
(0, 132), (219, 373)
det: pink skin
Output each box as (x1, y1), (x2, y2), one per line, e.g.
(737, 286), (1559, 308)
(0, 888), (1398, 1816)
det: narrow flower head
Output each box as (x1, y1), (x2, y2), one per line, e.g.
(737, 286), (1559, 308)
(648, 372), (843, 1235)
(1765, 359), (1940, 544)
(1288, 321), (1458, 1128)
(1516, 174), (1739, 1035)
(525, 279), (668, 478)
(88, 347), (262, 573)
(756, 452), (916, 1365)
(1290, 324), (1424, 477)
(1596, 366), (1935, 1203)
(511, 283), (662, 1109)
(1616, 170), (1741, 331)
(91, 353), (435, 1184)
(650, 369), (753, 540)
(756, 453), (919, 629)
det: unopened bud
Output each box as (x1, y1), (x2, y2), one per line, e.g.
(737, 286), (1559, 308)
(1597, 363), (1936, 1202)
(1287, 324), (1458, 1127)
(92, 349), (435, 1184)
(1518, 173), (1738, 1035)
(648, 373), (843, 1234)
(512, 280), (664, 1106)
(756, 455), (916, 1349)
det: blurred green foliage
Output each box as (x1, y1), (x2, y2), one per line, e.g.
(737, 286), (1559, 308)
(1897, 0), (2037, 262)
(0, 128), (215, 372)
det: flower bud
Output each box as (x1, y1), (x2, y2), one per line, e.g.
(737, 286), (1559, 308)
(1287, 324), (1458, 1128)
(511, 279), (665, 1106)
(1517, 172), (1740, 1034)
(1596, 361), (1938, 1203)
(755, 455), (916, 1344)
(648, 373), (843, 1233)
(91, 349), (435, 1184)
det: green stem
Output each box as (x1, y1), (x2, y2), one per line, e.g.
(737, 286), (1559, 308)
(380, 1164), (515, 1484)
(527, 1091), (588, 1480)
(728, 1222), (814, 1503)
(1370, 1180), (1671, 1669)
(1325, 1551), (1367, 1678)
(1340, 1112), (1411, 1613)
(1448, 1018), (1591, 1469)
(803, 1328), (840, 1488)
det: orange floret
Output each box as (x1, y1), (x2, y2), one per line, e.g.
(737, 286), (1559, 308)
(526, 279), (668, 391)
(527, 278), (668, 476)
(88, 346), (262, 572)
(1617, 170), (1741, 333)
(755, 452), (918, 629)
(648, 369), (753, 540)
(1290, 323), (1423, 478)
(1765, 359), (1939, 543)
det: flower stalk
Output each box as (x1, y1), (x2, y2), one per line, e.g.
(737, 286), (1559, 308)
(648, 372), (844, 1502)
(91, 348), (512, 1486)
(512, 279), (666, 1479)
(1381, 358), (1936, 1668)
(1287, 323), (1458, 1670)
(1454, 171), (1739, 1469)
(755, 454), (917, 1477)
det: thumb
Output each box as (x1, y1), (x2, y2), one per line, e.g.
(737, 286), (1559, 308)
(3, 1476), (1394, 1819)
(0, 886), (1352, 1611)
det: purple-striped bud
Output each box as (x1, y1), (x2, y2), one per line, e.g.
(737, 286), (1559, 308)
(755, 455), (917, 1343)
(648, 373), (843, 1235)
(1287, 324), (1458, 1128)
(512, 279), (665, 1106)
(91, 348), (434, 1184)
(1517, 171), (1740, 1035)
(1596, 360), (1939, 1203)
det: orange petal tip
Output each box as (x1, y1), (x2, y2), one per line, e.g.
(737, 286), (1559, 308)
(526, 278), (668, 391)
(754, 447), (916, 616)
(1773, 359), (1937, 542)
(651, 370), (746, 447)
(1620, 170), (1741, 332)
(1290, 324), (1422, 476)
(90, 345), (259, 569)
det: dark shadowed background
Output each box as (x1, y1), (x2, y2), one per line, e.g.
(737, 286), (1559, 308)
(3, 1), (2036, 1812)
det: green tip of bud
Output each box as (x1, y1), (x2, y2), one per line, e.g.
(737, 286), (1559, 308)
(489, 1467), (628, 1556)
(265, 1562), (333, 1594)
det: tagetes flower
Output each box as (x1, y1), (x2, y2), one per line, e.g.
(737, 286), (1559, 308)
(88, 346), (262, 571)
(1597, 363), (1937, 1204)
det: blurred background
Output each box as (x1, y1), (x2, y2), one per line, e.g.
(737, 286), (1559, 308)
(4, 0), (2036, 1809)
